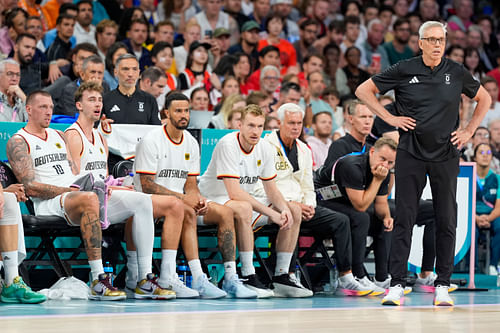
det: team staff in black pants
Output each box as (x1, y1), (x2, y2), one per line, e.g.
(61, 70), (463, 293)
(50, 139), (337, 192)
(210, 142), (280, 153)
(356, 20), (491, 306)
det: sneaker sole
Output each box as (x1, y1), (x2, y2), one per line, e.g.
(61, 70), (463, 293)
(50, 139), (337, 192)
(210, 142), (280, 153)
(381, 298), (403, 306)
(244, 285), (274, 298)
(367, 290), (385, 296)
(88, 294), (126, 301)
(1, 295), (47, 304)
(434, 299), (454, 306)
(414, 284), (435, 293)
(336, 288), (372, 296)
(272, 283), (313, 298)
(134, 293), (176, 300)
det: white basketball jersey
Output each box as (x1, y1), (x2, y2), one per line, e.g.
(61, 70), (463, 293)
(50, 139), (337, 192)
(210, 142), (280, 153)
(14, 128), (76, 209)
(66, 122), (108, 180)
(134, 125), (200, 193)
(198, 131), (276, 199)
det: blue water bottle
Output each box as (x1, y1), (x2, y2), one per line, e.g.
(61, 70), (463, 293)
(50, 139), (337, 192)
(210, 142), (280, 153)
(104, 261), (114, 284)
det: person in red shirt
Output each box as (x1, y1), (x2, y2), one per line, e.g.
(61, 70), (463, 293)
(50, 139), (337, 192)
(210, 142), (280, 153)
(246, 45), (280, 92)
(257, 14), (297, 75)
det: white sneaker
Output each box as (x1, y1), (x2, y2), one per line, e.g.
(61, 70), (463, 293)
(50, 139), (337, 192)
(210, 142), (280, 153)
(272, 274), (313, 298)
(489, 265), (498, 276)
(222, 274), (258, 298)
(434, 285), (454, 306)
(381, 285), (404, 306)
(414, 273), (458, 293)
(159, 275), (199, 298)
(192, 274), (227, 299)
(337, 273), (372, 296)
(358, 276), (385, 296)
(374, 277), (391, 290)
(241, 274), (274, 298)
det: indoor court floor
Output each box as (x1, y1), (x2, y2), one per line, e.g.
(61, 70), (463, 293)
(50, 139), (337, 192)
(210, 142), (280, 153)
(1, 285), (500, 333)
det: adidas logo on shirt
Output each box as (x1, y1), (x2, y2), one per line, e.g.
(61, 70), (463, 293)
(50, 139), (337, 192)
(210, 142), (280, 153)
(35, 145), (41, 150)
(409, 76), (420, 84)
(109, 105), (121, 112)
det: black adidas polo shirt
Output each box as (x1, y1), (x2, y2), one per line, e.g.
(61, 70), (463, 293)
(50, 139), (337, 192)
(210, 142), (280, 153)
(372, 56), (480, 161)
(102, 88), (161, 125)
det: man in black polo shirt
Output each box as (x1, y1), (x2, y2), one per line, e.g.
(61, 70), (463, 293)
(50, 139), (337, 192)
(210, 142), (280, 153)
(356, 21), (491, 306)
(102, 54), (160, 125)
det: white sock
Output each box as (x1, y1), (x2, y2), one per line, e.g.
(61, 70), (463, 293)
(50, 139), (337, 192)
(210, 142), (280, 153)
(275, 252), (293, 276)
(224, 261), (237, 280)
(137, 255), (151, 281)
(240, 251), (255, 276)
(89, 259), (104, 281)
(188, 259), (204, 280)
(2, 251), (18, 285)
(126, 250), (138, 287)
(158, 249), (177, 286)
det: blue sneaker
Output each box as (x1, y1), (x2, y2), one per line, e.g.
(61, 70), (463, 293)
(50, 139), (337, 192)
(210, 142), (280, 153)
(192, 274), (227, 299)
(222, 275), (258, 298)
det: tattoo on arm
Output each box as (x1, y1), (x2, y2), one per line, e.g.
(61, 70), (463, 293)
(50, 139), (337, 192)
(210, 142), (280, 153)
(140, 174), (184, 200)
(6, 136), (72, 200)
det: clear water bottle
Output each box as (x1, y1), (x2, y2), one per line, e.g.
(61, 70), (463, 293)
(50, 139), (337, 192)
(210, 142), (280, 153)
(178, 263), (188, 285)
(122, 172), (134, 186)
(104, 261), (114, 284)
(210, 265), (218, 286)
(295, 265), (301, 283)
(329, 265), (339, 293)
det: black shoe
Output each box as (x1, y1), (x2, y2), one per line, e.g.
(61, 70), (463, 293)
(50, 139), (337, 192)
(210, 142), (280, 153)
(241, 274), (274, 298)
(272, 274), (313, 298)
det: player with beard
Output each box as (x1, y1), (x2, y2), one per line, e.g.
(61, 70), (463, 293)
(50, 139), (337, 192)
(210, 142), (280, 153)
(134, 92), (257, 299)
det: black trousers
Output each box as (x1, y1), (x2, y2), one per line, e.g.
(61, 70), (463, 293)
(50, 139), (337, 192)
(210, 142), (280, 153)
(367, 205), (393, 282)
(388, 199), (436, 272)
(390, 149), (459, 287)
(319, 200), (370, 278)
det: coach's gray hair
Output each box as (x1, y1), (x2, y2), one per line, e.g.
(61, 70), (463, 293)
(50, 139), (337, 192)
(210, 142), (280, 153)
(82, 55), (103, 72)
(277, 102), (305, 121)
(0, 58), (20, 73)
(115, 53), (138, 68)
(260, 65), (280, 81)
(419, 21), (447, 39)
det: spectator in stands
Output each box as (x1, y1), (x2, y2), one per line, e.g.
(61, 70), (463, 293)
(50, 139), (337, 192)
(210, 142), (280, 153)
(0, 8), (28, 57)
(55, 43), (98, 90)
(216, 76), (240, 109)
(466, 25), (495, 72)
(259, 65), (281, 101)
(487, 51), (500, 101)
(0, 59), (28, 122)
(474, 142), (500, 275)
(408, 32), (420, 56)
(138, 66), (167, 106)
(461, 127), (495, 165)
(323, 43), (350, 98)
(246, 90), (270, 112)
(228, 20), (261, 72)
(102, 54), (160, 125)
(306, 111), (333, 170)
(407, 13), (423, 35)
(174, 21), (202, 73)
(123, 18), (152, 72)
(117, 7), (147, 41)
(258, 14), (297, 75)
(14, 33), (63, 95)
(95, 20), (118, 62)
(41, 3), (77, 51)
(393, 0), (409, 19)
(301, 71), (334, 128)
(210, 93), (246, 128)
(189, 87), (215, 129)
(464, 47), (486, 82)
(362, 19), (390, 74)
(151, 42), (177, 109)
(378, 6), (395, 40)
(298, 53), (323, 90)
(0, 184), (46, 304)
(224, 0), (250, 30)
(310, 0), (329, 38)
(187, 0), (239, 46)
(42, 0), (71, 30)
(419, 0), (440, 22)
(476, 16), (499, 68)
(294, 18), (319, 68)
(233, 52), (252, 95)
(45, 13), (75, 62)
(191, 87), (211, 112)
(26, 16), (48, 55)
(212, 27), (232, 68)
(273, 82), (301, 113)
(103, 42), (129, 91)
(157, 0), (197, 32)
(151, 20), (175, 46)
(270, 0), (299, 42)
(313, 20), (344, 56)
(264, 115), (279, 130)
(489, 119), (500, 159)
(447, 0), (474, 33)
(448, 29), (467, 49)
(248, 0), (270, 29)
(446, 45), (465, 64)
(74, 0), (96, 46)
(139, 0), (160, 27)
(18, 0), (50, 32)
(480, 76), (500, 127)
(55, 55), (109, 116)
(382, 18), (413, 66)
(246, 45), (281, 92)
(178, 41), (212, 95)
(340, 15), (367, 68)
(322, 86), (342, 128)
(226, 107), (243, 129)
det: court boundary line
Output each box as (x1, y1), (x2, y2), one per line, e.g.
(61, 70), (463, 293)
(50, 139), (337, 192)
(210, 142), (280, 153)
(1, 302), (499, 320)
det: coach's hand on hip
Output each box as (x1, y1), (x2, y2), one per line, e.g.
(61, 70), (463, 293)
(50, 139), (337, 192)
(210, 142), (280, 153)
(451, 128), (473, 150)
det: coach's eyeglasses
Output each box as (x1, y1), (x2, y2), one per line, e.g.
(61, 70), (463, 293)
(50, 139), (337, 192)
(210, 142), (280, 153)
(421, 37), (446, 45)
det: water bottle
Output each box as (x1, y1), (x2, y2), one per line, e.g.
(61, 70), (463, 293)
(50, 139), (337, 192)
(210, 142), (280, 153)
(329, 265), (339, 293)
(209, 265), (218, 286)
(104, 261), (114, 284)
(186, 266), (192, 288)
(122, 172), (134, 186)
(295, 265), (301, 283)
(178, 263), (187, 285)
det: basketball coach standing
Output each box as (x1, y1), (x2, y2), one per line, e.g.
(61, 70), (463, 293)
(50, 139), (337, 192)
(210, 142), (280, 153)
(356, 21), (491, 307)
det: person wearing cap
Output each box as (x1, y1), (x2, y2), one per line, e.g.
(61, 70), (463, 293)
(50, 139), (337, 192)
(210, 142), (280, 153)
(178, 41), (213, 97)
(270, 0), (300, 42)
(228, 20), (261, 71)
(211, 27), (231, 68)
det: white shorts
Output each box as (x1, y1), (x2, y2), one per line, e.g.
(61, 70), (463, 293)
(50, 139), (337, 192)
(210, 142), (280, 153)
(206, 196), (271, 230)
(33, 193), (73, 225)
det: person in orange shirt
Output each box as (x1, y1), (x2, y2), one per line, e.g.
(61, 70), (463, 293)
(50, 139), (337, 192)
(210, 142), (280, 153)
(257, 14), (297, 75)
(42, 0), (71, 30)
(18, 0), (50, 32)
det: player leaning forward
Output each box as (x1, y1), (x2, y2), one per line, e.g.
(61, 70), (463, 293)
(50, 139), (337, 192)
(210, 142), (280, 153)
(199, 104), (313, 297)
